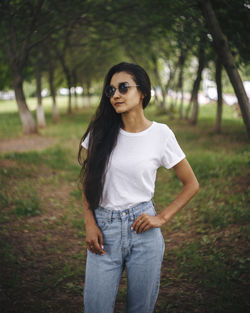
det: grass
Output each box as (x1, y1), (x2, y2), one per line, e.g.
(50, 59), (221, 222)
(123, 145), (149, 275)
(0, 97), (249, 313)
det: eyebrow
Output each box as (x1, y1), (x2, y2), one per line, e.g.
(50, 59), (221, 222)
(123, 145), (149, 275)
(110, 81), (129, 86)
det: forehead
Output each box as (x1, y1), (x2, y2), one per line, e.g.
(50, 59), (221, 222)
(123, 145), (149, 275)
(110, 72), (135, 86)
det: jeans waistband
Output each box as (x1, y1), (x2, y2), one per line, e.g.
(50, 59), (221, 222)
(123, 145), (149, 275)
(95, 199), (154, 220)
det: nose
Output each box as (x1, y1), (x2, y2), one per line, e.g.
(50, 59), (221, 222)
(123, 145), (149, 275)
(113, 89), (121, 99)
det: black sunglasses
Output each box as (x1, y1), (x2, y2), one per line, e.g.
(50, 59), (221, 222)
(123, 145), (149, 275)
(105, 82), (139, 98)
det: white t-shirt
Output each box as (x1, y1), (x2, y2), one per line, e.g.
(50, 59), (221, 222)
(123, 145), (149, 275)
(81, 121), (185, 210)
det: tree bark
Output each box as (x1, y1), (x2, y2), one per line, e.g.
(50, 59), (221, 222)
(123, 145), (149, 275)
(72, 69), (78, 111)
(4, 2), (37, 134)
(199, 0), (250, 139)
(36, 61), (46, 128)
(82, 84), (86, 108)
(48, 57), (59, 122)
(214, 56), (223, 133)
(86, 80), (91, 107)
(68, 84), (72, 114)
(151, 55), (167, 109)
(56, 48), (72, 114)
(178, 51), (185, 119)
(189, 44), (205, 124)
(13, 73), (37, 134)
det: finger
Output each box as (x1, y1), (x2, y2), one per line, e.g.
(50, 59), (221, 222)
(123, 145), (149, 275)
(88, 244), (94, 252)
(98, 234), (105, 254)
(93, 240), (102, 254)
(98, 233), (103, 246)
(137, 220), (148, 233)
(142, 224), (152, 232)
(132, 216), (144, 231)
(133, 220), (141, 232)
(132, 214), (142, 229)
(135, 218), (147, 233)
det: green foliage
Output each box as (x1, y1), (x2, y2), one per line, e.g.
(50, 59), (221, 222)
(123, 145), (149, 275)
(0, 193), (8, 208)
(70, 189), (82, 200)
(13, 196), (41, 217)
(189, 150), (249, 181)
(4, 145), (71, 170)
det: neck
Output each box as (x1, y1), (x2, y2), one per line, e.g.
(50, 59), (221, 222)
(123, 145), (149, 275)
(121, 108), (151, 133)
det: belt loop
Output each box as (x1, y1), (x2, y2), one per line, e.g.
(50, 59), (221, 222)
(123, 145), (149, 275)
(130, 207), (133, 218)
(131, 207), (136, 221)
(108, 210), (112, 223)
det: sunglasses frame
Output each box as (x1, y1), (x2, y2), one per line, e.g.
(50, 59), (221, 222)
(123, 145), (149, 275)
(105, 82), (140, 98)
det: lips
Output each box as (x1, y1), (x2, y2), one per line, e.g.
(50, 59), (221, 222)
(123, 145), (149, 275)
(115, 102), (124, 106)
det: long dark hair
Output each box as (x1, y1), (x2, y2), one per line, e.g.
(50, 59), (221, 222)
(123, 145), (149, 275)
(78, 62), (151, 211)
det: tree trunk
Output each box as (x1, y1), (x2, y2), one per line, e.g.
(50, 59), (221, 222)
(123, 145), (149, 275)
(170, 81), (177, 112)
(82, 84), (86, 108)
(190, 97), (199, 125)
(161, 91), (167, 109)
(199, 0), (250, 139)
(178, 51), (185, 119)
(189, 43), (205, 124)
(72, 69), (78, 111)
(74, 89), (78, 110)
(214, 57), (223, 133)
(68, 84), (72, 114)
(164, 62), (176, 109)
(176, 47), (186, 119)
(57, 50), (72, 114)
(48, 58), (59, 122)
(66, 69), (72, 114)
(13, 73), (37, 134)
(86, 80), (91, 107)
(36, 62), (46, 128)
(151, 54), (167, 110)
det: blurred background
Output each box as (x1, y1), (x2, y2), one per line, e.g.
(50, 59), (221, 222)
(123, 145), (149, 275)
(0, 1), (249, 313)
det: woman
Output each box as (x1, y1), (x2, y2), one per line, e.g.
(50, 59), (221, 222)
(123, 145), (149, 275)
(78, 62), (199, 313)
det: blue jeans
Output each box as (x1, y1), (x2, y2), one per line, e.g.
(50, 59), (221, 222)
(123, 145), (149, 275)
(83, 200), (165, 313)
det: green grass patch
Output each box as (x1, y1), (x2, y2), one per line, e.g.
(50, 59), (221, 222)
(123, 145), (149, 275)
(0, 100), (249, 313)
(12, 195), (41, 217)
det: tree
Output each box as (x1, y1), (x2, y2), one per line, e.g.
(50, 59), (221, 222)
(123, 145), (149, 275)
(35, 51), (46, 128)
(0, 1), (42, 133)
(214, 56), (223, 133)
(0, 0), (90, 132)
(198, 0), (250, 138)
(189, 36), (206, 124)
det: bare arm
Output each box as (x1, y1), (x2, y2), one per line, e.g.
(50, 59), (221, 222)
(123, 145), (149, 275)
(81, 148), (105, 255)
(132, 158), (199, 233)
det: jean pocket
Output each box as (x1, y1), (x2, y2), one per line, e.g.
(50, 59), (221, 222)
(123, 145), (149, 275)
(134, 205), (156, 220)
(144, 205), (157, 216)
(96, 217), (111, 231)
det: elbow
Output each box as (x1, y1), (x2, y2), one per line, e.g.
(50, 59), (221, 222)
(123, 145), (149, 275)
(186, 178), (199, 196)
(193, 179), (199, 195)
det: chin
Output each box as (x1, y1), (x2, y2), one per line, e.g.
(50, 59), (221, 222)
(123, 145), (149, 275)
(114, 107), (127, 114)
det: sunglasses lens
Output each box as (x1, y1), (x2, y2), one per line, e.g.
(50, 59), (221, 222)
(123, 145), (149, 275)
(105, 86), (115, 98)
(119, 82), (129, 94)
(105, 82), (132, 97)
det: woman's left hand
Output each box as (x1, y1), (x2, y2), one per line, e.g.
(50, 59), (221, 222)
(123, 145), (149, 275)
(132, 214), (166, 233)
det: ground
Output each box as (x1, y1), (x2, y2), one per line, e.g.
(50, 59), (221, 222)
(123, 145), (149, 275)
(0, 135), (55, 153)
(0, 110), (249, 313)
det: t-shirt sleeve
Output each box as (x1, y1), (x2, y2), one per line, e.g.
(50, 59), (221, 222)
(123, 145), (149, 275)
(81, 132), (90, 150)
(160, 128), (186, 169)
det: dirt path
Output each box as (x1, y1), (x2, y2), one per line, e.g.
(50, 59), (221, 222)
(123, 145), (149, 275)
(0, 135), (55, 153)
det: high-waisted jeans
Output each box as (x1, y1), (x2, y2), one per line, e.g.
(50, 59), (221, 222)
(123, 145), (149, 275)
(83, 200), (165, 313)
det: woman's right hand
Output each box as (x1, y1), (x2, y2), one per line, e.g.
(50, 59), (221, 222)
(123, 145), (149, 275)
(85, 223), (106, 255)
